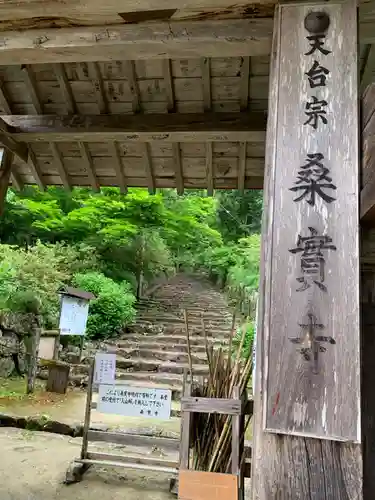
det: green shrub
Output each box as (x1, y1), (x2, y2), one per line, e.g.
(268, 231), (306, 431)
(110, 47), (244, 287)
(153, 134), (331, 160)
(73, 271), (136, 339)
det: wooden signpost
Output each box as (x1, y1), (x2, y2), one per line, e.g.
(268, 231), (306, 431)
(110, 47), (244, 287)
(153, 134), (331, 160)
(252, 1), (361, 498)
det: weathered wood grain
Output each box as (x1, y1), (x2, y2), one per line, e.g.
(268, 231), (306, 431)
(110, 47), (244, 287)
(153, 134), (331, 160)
(0, 149), (13, 214)
(0, 0), (276, 22)
(238, 142), (246, 192)
(17, 172), (264, 189)
(4, 112), (267, 143)
(78, 142), (99, 191)
(205, 142), (213, 195)
(201, 57), (211, 111)
(240, 57), (250, 111)
(0, 76), (269, 112)
(172, 142), (184, 195)
(28, 140), (265, 159)
(264, 0), (360, 441)
(87, 429), (180, 451)
(0, 19), (273, 65)
(49, 142), (71, 189)
(109, 141), (128, 194)
(124, 61), (141, 114)
(361, 83), (375, 223)
(88, 62), (108, 114)
(22, 66), (43, 114)
(162, 59), (175, 113)
(252, 2), (362, 499)
(181, 396), (242, 415)
(53, 64), (77, 114)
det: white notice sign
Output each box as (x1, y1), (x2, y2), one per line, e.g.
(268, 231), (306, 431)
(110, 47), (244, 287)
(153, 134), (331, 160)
(94, 353), (116, 384)
(97, 384), (172, 419)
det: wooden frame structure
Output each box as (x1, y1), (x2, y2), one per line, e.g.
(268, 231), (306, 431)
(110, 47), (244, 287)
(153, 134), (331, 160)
(66, 362), (180, 483)
(179, 374), (251, 500)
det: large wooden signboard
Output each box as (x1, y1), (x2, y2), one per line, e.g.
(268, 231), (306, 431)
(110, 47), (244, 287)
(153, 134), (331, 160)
(263, 2), (360, 441)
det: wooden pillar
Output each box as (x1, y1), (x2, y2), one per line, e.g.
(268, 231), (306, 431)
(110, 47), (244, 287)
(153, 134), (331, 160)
(361, 230), (375, 499)
(252, 2), (362, 498)
(0, 148), (14, 215)
(360, 83), (375, 499)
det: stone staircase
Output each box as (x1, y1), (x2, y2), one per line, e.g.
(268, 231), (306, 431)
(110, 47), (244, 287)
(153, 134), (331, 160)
(102, 274), (235, 399)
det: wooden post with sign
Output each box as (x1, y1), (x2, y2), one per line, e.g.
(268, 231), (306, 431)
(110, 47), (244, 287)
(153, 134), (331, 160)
(252, 1), (362, 498)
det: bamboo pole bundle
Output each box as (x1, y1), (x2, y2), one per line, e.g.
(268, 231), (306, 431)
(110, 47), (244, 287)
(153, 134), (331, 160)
(183, 310), (253, 474)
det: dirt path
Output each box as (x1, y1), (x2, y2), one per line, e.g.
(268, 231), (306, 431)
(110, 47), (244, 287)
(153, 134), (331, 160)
(0, 428), (174, 500)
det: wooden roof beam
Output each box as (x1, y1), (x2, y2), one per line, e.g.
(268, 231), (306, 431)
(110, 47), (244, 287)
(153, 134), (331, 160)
(88, 62), (108, 115)
(22, 65), (43, 114)
(142, 144), (155, 194)
(4, 112), (267, 143)
(238, 141), (247, 193)
(0, 19), (273, 65)
(162, 60), (175, 113)
(205, 142), (214, 196)
(0, 149), (13, 215)
(78, 142), (99, 192)
(124, 61), (141, 114)
(110, 142), (128, 194)
(53, 63), (77, 114)
(49, 143), (71, 190)
(201, 57), (211, 112)
(172, 143), (184, 195)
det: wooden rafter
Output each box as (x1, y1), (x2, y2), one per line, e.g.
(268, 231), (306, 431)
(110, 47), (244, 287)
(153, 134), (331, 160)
(4, 112), (267, 143)
(205, 142), (213, 195)
(22, 65), (43, 114)
(238, 142), (247, 192)
(10, 169), (23, 191)
(240, 57), (250, 111)
(172, 142), (184, 195)
(0, 19), (273, 65)
(0, 76), (11, 114)
(88, 62), (108, 114)
(201, 57), (211, 112)
(49, 142), (71, 189)
(0, 149), (13, 214)
(53, 63), (77, 114)
(162, 60), (175, 113)
(110, 142), (128, 194)
(124, 61), (141, 114)
(78, 142), (99, 191)
(142, 143), (155, 194)
(27, 147), (45, 190)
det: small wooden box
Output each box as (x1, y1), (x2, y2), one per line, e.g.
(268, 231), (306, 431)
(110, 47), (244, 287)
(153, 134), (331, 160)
(178, 470), (238, 500)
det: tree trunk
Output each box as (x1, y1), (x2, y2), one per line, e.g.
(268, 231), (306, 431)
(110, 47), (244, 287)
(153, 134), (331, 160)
(26, 315), (41, 394)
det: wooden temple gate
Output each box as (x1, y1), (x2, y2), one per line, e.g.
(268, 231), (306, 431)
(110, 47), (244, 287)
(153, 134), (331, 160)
(0, 0), (374, 498)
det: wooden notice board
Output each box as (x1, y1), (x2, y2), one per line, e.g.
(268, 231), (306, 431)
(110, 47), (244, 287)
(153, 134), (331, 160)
(263, 2), (360, 441)
(178, 470), (238, 500)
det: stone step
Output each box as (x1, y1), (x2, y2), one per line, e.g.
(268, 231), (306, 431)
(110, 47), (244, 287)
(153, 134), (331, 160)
(131, 321), (232, 335)
(115, 371), (183, 388)
(115, 357), (209, 375)
(115, 341), (208, 353)
(109, 347), (207, 365)
(123, 334), (230, 345)
(135, 316), (232, 327)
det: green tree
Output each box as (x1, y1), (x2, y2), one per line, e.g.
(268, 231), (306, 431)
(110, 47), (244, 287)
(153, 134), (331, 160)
(215, 190), (263, 242)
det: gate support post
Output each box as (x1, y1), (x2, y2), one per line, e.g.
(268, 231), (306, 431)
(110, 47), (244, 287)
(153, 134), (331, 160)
(252, 2), (362, 498)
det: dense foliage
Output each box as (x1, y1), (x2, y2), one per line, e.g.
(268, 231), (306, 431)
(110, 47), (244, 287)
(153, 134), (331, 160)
(0, 187), (262, 339)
